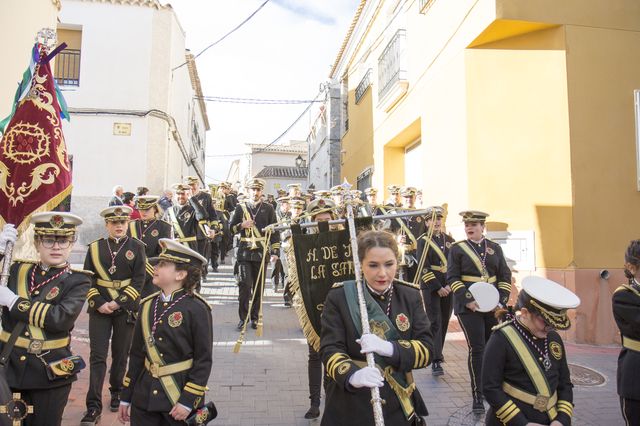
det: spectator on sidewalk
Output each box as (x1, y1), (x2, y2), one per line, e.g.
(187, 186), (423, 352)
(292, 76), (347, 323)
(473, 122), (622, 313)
(123, 192), (140, 220)
(158, 190), (173, 212)
(109, 185), (124, 206)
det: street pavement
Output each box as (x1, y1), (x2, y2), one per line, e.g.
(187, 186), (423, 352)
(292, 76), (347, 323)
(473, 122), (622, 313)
(61, 262), (625, 425)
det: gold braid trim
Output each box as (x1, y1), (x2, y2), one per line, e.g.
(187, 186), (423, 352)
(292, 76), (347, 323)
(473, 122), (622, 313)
(383, 366), (416, 398)
(285, 237), (320, 352)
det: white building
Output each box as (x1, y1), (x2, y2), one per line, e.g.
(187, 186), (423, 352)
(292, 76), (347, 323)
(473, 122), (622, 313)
(56, 0), (209, 243)
(226, 141), (309, 196)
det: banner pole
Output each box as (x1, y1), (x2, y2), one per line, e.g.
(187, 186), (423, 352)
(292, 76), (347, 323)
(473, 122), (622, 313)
(342, 181), (385, 426)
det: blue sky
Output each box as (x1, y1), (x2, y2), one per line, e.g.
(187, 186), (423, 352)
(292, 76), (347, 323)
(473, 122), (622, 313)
(168, 0), (360, 182)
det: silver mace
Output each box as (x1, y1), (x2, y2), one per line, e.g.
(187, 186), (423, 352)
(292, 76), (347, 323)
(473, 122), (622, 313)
(0, 242), (14, 287)
(341, 180), (385, 426)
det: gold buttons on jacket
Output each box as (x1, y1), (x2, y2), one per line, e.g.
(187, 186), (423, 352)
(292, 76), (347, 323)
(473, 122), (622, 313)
(24, 332), (29, 337)
(158, 337), (163, 341)
(19, 356), (26, 361)
(153, 390), (158, 395)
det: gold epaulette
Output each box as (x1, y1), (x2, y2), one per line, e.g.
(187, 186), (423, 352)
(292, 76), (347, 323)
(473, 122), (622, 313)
(193, 292), (212, 311)
(615, 285), (629, 294)
(141, 291), (160, 304)
(394, 279), (420, 290)
(13, 259), (38, 265)
(331, 282), (344, 289)
(492, 319), (514, 331)
(71, 268), (94, 276)
(452, 240), (465, 246)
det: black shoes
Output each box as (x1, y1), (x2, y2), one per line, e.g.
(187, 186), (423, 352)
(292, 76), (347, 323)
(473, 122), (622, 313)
(472, 395), (485, 414)
(251, 321), (258, 330)
(80, 409), (101, 426)
(304, 405), (320, 419)
(432, 361), (444, 376)
(236, 321), (244, 331)
(110, 392), (120, 412)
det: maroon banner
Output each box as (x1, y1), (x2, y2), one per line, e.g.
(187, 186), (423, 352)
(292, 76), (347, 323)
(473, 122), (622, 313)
(0, 47), (72, 231)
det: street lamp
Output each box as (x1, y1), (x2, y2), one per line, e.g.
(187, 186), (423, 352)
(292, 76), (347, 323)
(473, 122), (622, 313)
(295, 154), (305, 168)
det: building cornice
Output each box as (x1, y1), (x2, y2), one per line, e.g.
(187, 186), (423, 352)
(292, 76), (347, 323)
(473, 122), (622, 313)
(186, 52), (210, 131)
(75, 0), (170, 10)
(329, 0), (368, 79)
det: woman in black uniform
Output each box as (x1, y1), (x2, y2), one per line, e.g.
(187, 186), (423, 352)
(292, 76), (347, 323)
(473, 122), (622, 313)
(612, 239), (640, 425)
(482, 276), (578, 426)
(446, 210), (512, 413)
(320, 230), (434, 425)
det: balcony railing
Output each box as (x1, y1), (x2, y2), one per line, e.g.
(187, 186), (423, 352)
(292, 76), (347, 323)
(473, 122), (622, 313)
(54, 49), (81, 86)
(355, 69), (372, 104)
(419, 0), (435, 14)
(378, 29), (408, 110)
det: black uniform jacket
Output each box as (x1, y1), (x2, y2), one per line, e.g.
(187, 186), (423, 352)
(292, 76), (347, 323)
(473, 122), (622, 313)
(417, 232), (455, 291)
(121, 289), (213, 411)
(229, 201), (280, 262)
(0, 259), (90, 389)
(164, 202), (201, 251)
(320, 280), (434, 426)
(190, 191), (218, 240)
(224, 193), (237, 213)
(446, 239), (512, 314)
(128, 219), (173, 259)
(482, 320), (573, 426)
(83, 237), (146, 315)
(612, 281), (640, 400)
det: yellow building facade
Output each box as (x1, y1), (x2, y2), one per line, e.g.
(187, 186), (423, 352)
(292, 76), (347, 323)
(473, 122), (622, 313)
(334, 0), (640, 344)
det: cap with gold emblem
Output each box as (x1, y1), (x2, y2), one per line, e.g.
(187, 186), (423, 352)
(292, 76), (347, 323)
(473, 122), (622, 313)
(518, 276), (580, 330)
(286, 183), (301, 190)
(172, 183), (191, 193)
(100, 206), (133, 222)
(136, 195), (160, 210)
(400, 186), (418, 197)
(290, 199), (305, 210)
(276, 196), (290, 204)
(313, 190), (332, 199)
(425, 206), (445, 219)
(277, 188), (287, 196)
(330, 185), (344, 195)
(30, 212), (83, 237)
(459, 210), (489, 223)
(149, 238), (207, 268)
(307, 198), (336, 217)
(246, 178), (266, 190)
(387, 185), (401, 195)
(364, 187), (378, 196)
(184, 176), (200, 185)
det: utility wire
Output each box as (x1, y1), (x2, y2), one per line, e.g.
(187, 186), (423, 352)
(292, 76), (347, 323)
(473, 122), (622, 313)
(195, 95), (323, 105)
(172, 0), (270, 72)
(206, 87), (326, 157)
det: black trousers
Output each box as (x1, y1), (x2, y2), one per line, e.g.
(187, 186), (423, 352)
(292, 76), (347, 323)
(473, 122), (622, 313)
(196, 239), (210, 277)
(14, 384), (71, 426)
(422, 289), (452, 362)
(271, 259), (284, 289)
(621, 397), (640, 426)
(457, 311), (497, 398)
(131, 404), (185, 426)
(86, 312), (135, 412)
(210, 240), (220, 269)
(238, 261), (265, 321)
(308, 345), (322, 407)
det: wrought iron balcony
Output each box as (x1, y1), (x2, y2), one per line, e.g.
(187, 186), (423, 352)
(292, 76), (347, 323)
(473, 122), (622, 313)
(54, 49), (81, 86)
(378, 29), (408, 110)
(355, 69), (372, 104)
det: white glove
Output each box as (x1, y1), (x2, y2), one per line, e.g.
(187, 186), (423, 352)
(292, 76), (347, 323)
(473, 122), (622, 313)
(0, 224), (18, 253)
(348, 366), (384, 389)
(0, 287), (18, 310)
(357, 333), (394, 357)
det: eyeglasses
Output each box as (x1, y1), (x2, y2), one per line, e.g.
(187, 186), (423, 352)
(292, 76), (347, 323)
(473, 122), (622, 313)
(38, 236), (77, 249)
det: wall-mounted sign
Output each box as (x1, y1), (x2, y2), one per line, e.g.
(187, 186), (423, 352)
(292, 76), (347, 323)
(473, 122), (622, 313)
(113, 122), (132, 136)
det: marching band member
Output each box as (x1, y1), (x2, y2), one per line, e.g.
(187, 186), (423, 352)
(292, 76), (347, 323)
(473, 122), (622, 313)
(613, 239), (640, 425)
(185, 176), (218, 279)
(229, 178), (279, 330)
(385, 185), (403, 208)
(118, 239), (214, 426)
(127, 195), (173, 297)
(82, 206), (146, 425)
(396, 187), (424, 282)
(416, 206), (454, 376)
(446, 210), (512, 414)
(321, 230), (433, 425)
(483, 276), (578, 426)
(302, 198), (338, 420)
(164, 184), (200, 253)
(0, 215), (90, 426)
